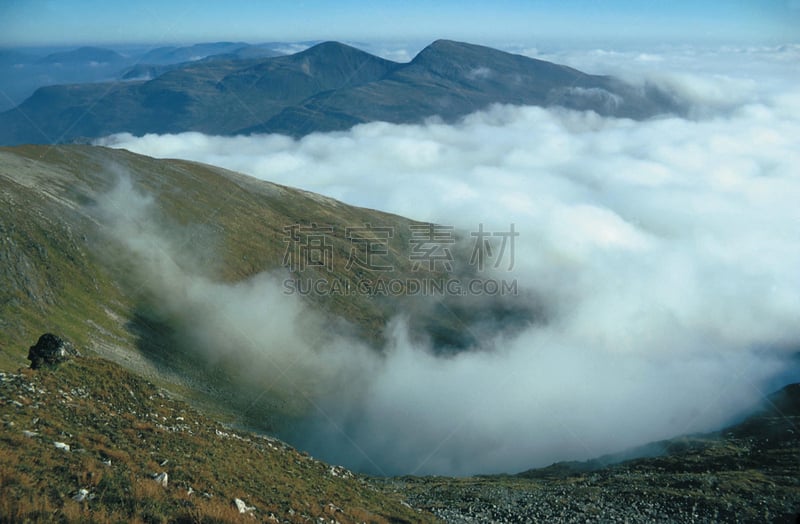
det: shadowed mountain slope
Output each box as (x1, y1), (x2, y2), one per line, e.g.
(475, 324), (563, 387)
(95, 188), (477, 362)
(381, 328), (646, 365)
(0, 40), (682, 145)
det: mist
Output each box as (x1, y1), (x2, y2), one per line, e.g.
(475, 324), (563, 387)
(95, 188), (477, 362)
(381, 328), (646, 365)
(95, 44), (800, 475)
(92, 176), (380, 420)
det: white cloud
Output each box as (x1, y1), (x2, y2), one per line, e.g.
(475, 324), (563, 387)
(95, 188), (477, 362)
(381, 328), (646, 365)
(271, 43), (313, 56)
(466, 66), (493, 80)
(96, 46), (800, 475)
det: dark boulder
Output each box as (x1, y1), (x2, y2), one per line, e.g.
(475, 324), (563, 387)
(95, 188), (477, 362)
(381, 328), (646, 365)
(27, 333), (79, 369)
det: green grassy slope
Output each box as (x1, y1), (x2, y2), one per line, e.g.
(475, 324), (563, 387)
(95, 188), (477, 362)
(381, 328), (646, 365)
(1, 143), (486, 433)
(0, 144), (443, 368)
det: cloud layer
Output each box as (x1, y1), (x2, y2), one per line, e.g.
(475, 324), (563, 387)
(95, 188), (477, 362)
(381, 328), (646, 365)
(96, 46), (800, 475)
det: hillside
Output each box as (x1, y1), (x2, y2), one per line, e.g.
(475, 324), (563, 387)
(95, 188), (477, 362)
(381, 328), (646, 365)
(0, 144), (526, 427)
(0, 142), (509, 520)
(0, 40), (682, 145)
(0, 144), (401, 352)
(0, 355), (435, 523)
(2, 355), (796, 523)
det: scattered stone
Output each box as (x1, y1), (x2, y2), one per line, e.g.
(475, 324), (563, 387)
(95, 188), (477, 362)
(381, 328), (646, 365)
(53, 441), (70, 452)
(153, 472), (168, 487)
(27, 333), (79, 369)
(22, 430), (38, 438)
(72, 489), (89, 502)
(329, 465), (353, 479)
(234, 498), (256, 514)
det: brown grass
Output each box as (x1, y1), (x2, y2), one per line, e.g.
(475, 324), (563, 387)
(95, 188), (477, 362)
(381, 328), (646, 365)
(0, 357), (438, 523)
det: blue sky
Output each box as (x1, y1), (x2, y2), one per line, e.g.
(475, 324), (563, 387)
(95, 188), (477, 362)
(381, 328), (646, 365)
(0, 0), (797, 47)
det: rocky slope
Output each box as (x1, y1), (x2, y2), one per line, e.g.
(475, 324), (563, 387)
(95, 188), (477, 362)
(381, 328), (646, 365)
(3, 352), (795, 522)
(390, 384), (800, 523)
(0, 354), (435, 523)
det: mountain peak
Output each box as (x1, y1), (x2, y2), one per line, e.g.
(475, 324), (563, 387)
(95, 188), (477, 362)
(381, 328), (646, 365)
(407, 39), (535, 75)
(296, 41), (373, 59)
(413, 39), (501, 60)
(427, 38), (462, 48)
(268, 41), (398, 83)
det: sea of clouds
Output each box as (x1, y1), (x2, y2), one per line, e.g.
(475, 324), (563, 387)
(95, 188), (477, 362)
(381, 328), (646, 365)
(95, 43), (800, 475)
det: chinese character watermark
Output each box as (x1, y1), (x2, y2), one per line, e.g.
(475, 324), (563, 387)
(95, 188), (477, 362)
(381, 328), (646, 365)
(409, 223), (456, 272)
(283, 223), (334, 272)
(281, 222), (520, 295)
(345, 224), (395, 272)
(469, 223), (518, 271)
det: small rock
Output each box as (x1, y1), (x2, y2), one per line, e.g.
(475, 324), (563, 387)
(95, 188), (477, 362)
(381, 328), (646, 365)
(53, 441), (70, 452)
(329, 465), (353, 479)
(72, 489), (89, 502)
(234, 498), (256, 514)
(27, 334), (79, 369)
(22, 430), (38, 438)
(153, 472), (168, 487)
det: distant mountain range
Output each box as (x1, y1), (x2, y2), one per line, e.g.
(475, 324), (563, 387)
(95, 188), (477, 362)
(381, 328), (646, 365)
(34, 46), (128, 66)
(0, 41), (298, 112)
(0, 40), (683, 145)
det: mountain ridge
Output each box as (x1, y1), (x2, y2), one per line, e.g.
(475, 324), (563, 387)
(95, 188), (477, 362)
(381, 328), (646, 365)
(0, 39), (683, 145)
